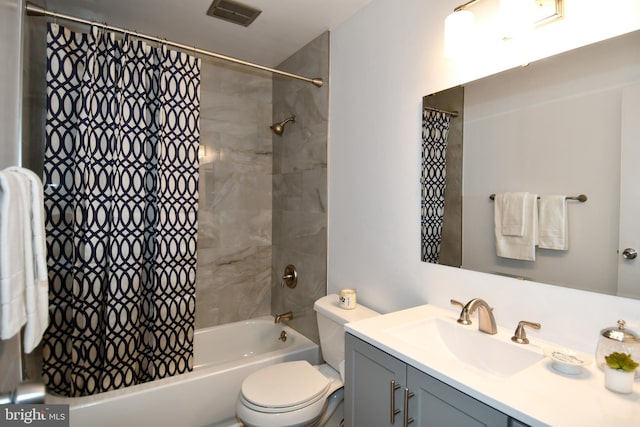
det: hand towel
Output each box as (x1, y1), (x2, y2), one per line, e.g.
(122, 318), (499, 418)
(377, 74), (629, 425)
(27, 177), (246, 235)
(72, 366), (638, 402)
(501, 192), (527, 236)
(538, 195), (568, 251)
(494, 193), (538, 261)
(0, 170), (27, 340)
(9, 167), (49, 353)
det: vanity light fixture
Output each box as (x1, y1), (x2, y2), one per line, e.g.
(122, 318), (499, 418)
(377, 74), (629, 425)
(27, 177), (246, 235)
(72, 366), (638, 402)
(444, 0), (564, 57)
(444, 0), (481, 58)
(444, 9), (475, 58)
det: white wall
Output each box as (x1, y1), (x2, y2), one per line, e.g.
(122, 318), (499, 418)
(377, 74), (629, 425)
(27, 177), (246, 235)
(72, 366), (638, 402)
(328, 0), (640, 353)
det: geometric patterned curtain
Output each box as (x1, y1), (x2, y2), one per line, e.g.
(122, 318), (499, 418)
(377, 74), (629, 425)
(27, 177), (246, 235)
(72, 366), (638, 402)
(42, 23), (200, 397)
(421, 109), (451, 263)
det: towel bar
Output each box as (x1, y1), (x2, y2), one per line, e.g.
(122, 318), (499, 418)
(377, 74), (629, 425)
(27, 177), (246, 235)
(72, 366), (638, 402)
(489, 194), (587, 202)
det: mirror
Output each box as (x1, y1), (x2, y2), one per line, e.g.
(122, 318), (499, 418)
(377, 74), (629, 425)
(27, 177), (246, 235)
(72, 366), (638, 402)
(421, 30), (640, 299)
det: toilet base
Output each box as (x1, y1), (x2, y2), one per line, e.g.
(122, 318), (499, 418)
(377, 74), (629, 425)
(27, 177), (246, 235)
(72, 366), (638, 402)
(321, 396), (344, 427)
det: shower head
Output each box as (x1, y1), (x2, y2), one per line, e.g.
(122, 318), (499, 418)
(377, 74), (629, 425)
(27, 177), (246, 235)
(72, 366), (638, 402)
(270, 115), (296, 136)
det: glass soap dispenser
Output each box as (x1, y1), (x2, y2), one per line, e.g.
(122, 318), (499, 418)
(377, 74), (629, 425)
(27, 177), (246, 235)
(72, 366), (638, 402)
(595, 320), (640, 377)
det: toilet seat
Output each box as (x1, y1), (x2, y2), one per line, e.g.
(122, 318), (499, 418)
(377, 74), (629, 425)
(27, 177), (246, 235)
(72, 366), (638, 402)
(237, 362), (345, 427)
(240, 361), (330, 413)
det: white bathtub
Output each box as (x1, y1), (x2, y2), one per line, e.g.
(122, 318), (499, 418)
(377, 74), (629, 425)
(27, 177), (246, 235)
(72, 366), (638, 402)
(46, 316), (321, 427)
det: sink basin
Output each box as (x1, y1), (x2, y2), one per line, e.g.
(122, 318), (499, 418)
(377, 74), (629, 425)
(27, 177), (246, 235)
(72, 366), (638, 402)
(386, 318), (544, 377)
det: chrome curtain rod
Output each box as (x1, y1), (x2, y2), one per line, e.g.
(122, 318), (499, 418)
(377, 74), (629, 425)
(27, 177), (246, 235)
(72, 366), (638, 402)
(25, 2), (323, 88)
(489, 194), (588, 202)
(424, 105), (459, 117)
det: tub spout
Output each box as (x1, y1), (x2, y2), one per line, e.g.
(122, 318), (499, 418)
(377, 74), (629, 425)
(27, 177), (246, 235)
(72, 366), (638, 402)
(274, 311), (293, 323)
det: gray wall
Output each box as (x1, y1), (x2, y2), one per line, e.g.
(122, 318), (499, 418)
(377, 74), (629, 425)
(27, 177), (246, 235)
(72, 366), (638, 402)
(461, 37), (639, 292)
(0, 0), (23, 169)
(271, 32), (330, 344)
(0, 0), (25, 393)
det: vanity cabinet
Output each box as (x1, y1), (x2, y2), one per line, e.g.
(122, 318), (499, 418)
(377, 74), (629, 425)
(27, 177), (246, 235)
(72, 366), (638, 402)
(345, 334), (529, 427)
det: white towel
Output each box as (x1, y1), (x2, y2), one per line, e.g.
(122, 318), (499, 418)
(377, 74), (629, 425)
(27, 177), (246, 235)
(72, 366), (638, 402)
(501, 192), (527, 236)
(8, 167), (49, 353)
(494, 193), (538, 261)
(538, 195), (568, 251)
(0, 170), (28, 340)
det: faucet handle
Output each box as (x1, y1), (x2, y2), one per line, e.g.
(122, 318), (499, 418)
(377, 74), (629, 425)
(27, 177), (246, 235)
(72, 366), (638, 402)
(511, 320), (541, 344)
(281, 264), (298, 288)
(450, 299), (465, 309)
(451, 299), (472, 325)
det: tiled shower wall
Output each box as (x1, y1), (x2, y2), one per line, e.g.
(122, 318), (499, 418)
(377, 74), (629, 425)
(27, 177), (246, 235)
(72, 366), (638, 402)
(271, 33), (330, 344)
(195, 60), (273, 328)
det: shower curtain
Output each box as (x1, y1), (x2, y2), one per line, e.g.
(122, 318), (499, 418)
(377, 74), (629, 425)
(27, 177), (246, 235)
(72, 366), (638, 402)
(42, 23), (200, 397)
(421, 109), (452, 263)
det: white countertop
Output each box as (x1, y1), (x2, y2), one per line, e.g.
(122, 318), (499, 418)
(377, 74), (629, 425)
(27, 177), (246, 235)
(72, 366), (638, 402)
(345, 303), (640, 427)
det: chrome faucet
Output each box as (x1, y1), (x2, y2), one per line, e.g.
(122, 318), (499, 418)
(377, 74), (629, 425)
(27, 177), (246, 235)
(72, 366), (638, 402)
(274, 311), (293, 324)
(451, 298), (497, 335)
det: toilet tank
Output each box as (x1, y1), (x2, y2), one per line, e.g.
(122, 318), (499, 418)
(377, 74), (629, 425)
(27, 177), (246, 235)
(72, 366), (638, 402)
(314, 294), (379, 371)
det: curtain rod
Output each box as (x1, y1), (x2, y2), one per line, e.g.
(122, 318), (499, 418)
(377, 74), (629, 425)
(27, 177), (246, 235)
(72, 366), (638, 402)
(424, 105), (459, 117)
(25, 1), (324, 88)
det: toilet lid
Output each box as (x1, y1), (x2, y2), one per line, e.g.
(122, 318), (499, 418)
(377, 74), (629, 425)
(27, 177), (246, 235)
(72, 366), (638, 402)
(241, 360), (330, 409)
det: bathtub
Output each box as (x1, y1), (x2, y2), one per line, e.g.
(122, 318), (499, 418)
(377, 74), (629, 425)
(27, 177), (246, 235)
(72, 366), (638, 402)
(46, 316), (321, 427)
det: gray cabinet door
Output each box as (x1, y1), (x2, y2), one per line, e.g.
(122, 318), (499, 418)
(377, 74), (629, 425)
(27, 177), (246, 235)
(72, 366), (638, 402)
(345, 334), (407, 427)
(346, 334), (523, 427)
(407, 366), (509, 427)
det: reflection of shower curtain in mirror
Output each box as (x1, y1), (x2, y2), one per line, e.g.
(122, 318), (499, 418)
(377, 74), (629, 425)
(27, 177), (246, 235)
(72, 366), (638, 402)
(421, 110), (451, 263)
(42, 23), (200, 396)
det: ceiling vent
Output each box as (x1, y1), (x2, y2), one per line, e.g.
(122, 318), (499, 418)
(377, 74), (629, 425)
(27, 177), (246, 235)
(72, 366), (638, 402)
(206, 0), (262, 27)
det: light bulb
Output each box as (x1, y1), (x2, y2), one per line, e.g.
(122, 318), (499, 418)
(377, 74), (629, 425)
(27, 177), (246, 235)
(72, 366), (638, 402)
(444, 10), (475, 59)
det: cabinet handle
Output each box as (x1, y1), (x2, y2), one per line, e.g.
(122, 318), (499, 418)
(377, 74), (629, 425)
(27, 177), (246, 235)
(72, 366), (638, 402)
(390, 380), (401, 424)
(403, 387), (414, 427)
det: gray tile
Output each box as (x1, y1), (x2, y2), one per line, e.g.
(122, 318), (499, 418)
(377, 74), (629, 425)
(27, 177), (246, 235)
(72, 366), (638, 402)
(271, 32), (329, 341)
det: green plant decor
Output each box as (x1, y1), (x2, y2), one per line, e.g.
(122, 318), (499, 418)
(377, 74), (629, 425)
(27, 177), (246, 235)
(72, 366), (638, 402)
(605, 352), (639, 372)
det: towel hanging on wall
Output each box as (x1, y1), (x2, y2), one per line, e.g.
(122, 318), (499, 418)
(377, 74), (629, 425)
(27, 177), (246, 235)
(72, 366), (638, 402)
(538, 195), (568, 250)
(494, 193), (538, 261)
(8, 167), (49, 353)
(500, 192), (527, 236)
(0, 170), (28, 341)
(0, 167), (49, 352)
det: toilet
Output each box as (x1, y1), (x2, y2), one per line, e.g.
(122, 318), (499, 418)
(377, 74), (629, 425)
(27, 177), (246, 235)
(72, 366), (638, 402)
(236, 294), (379, 427)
